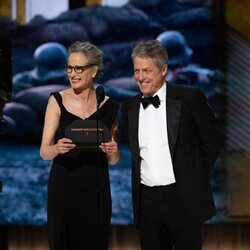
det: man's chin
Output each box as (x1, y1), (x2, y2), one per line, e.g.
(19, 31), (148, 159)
(140, 90), (153, 97)
(139, 87), (150, 96)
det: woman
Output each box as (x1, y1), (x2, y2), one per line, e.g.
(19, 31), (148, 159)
(40, 41), (120, 250)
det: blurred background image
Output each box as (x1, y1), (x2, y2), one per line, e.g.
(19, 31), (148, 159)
(0, 0), (250, 249)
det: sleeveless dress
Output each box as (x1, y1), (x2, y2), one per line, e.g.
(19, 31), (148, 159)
(47, 92), (119, 250)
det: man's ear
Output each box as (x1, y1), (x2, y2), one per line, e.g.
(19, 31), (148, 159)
(162, 64), (168, 76)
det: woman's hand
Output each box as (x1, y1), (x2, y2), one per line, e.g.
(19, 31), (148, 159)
(99, 140), (117, 154)
(56, 138), (76, 154)
(99, 140), (120, 165)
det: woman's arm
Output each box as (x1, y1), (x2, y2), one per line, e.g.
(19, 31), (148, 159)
(40, 95), (75, 160)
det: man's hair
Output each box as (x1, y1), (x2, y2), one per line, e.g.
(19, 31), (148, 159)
(68, 41), (103, 80)
(131, 40), (168, 69)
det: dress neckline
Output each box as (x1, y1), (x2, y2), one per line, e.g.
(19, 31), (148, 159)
(61, 98), (111, 120)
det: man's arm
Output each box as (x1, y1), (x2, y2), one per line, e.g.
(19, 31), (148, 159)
(190, 88), (221, 175)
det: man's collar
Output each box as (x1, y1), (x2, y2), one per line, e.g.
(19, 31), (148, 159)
(154, 82), (166, 101)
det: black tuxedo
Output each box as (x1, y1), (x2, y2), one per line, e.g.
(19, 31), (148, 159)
(122, 83), (220, 227)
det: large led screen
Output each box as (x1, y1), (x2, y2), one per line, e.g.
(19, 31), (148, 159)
(0, 0), (225, 225)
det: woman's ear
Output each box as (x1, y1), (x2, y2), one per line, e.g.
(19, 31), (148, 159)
(92, 66), (98, 79)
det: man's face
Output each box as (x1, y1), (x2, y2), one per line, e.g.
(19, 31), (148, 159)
(133, 56), (167, 97)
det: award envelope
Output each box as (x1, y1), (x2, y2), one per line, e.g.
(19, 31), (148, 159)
(65, 120), (110, 148)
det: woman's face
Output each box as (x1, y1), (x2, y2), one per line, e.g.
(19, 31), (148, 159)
(66, 52), (97, 92)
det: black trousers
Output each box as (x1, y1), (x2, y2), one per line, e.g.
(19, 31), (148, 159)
(139, 184), (203, 250)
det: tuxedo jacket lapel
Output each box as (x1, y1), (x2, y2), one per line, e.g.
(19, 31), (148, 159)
(127, 96), (140, 162)
(166, 84), (182, 160)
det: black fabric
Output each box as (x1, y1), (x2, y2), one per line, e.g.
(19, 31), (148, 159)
(140, 95), (160, 109)
(139, 184), (203, 250)
(47, 92), (119, 250)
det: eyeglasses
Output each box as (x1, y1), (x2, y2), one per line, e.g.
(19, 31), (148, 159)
(64, 64), (95, 74)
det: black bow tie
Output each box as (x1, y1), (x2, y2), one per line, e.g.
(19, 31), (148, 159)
(140, 95), (160, 109)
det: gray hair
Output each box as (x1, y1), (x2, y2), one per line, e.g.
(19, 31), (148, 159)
(68, 41), (103, 80)
(131, 40), (168, 69)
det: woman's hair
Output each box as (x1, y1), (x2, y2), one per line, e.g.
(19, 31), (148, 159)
(131, 40), (168, 69)
(68, 41), (103, 80)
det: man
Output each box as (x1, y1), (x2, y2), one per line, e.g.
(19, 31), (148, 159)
(121, 40), (220, 250)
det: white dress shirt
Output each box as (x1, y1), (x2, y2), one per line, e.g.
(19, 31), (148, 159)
(139, 83), (176, 186)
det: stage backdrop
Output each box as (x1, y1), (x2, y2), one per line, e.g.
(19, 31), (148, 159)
(0, 0), (225, 225)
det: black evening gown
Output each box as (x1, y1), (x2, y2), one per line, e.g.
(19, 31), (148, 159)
(47, 92), (119, 250)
